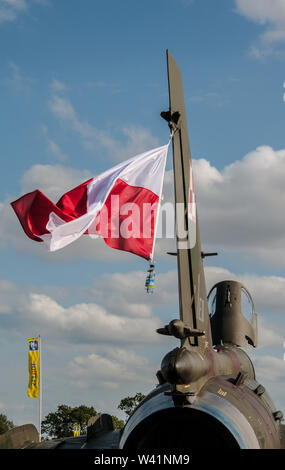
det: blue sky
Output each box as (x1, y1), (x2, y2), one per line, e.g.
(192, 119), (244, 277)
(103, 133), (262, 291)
(1, 0), (285, 434)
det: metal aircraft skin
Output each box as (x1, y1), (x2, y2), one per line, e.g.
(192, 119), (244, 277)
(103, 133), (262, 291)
(3, 51), (284, 450)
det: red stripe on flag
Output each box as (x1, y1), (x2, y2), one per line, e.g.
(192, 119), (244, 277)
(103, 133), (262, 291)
(11, 178), (92, 241)
(88, 179), (159, 260)
(56, 178), (92, 218)
(11, 178), (159, 260)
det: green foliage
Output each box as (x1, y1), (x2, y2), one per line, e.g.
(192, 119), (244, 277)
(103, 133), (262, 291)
(112, 415), (125, 430)
(0, 414), (14, 435)
(118, 393), (145, 419)
(41, 404), (97, 439)
(41, 394), (145, 439)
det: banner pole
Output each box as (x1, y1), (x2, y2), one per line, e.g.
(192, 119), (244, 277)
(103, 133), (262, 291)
(39, 334), (42, 442)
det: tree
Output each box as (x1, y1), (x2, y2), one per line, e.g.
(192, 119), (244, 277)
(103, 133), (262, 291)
(41, 396), (143, 439)
(41, 404), (98, 439)
(0, 414), (14, 435)
(112, 415), (124, 430)
(118, 393), (145, 419)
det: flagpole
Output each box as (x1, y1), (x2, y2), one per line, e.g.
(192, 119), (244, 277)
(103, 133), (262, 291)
(39, 334), (42, 442)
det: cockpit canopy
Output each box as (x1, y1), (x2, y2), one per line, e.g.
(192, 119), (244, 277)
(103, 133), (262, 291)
(207, 280), (257, 348)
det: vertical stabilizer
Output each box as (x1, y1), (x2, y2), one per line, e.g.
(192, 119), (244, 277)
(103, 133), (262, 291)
(162, 50), (213, 357)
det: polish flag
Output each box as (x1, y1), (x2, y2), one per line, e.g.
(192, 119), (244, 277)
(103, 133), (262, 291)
(11, 144), (169, 260)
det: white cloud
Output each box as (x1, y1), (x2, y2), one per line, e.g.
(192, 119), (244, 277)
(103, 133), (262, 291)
(257, 318), (284, 349)
(252, 354), (285, 382)
(20, 163), (91, 201)
(2, 61), (34, 95)
(192, 146), (285, 266)
(2, 264), (284, 350)
(0, 280), (161, 346)
(116, 126), (160, 161)
(25, 294), (159, 344)
(68, 348), (154, 389)
(0, 0), (47, 24)
(0, 0), (27, 23)
(204, 266), (236, 292)
(88, 270), (178, 317)
(48, 93), (159, 161)
(250, 353), (285, 411)
(235, 0), (285, 25)
(237, 274), (285, 316)
(49, 95), (78, 123)
(46, 138), (68, 162)
(49, 79), (67, 93)
(235, 0), (285, 58)
(0, 400), (6, 409)
(262, 29), (285, 44)
(155, 146), (285, 267)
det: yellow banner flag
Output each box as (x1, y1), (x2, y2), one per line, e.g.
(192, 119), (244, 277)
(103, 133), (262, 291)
(73, 424), (80, 437)
(27, 337), (40, 398)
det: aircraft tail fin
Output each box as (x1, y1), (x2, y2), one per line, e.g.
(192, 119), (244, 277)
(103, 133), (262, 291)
(161, 50), (213, 356)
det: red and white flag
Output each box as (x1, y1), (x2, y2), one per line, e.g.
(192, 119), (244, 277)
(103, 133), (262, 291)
(11, 144), (169, 260)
